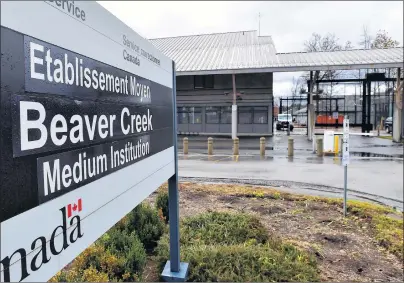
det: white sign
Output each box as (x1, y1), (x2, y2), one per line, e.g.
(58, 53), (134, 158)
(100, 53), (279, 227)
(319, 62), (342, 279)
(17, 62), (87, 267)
(1, 2), (174, 282)
(342, 118), (350, 166)
(332, 112), (339, 119)
(342, 143), (350, 166)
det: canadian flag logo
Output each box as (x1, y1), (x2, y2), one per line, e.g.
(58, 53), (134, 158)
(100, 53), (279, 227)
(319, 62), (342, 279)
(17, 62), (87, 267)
(67, 199), (82, 218)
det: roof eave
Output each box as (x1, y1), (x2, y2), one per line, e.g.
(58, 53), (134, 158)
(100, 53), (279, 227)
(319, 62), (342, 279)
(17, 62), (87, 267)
(176, 62), (404, 76)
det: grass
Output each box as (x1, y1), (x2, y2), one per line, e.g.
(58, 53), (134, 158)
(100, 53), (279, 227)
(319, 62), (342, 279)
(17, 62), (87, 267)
(156, 211), (320, 282)
(174, 182), (403, 261)
(180, 212), (269, 245)
(377, 135), (393, 140)
(346, 200), (403, 260)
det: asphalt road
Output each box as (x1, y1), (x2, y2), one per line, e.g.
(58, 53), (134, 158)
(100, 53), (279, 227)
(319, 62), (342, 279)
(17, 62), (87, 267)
(178, 155), (404, 210)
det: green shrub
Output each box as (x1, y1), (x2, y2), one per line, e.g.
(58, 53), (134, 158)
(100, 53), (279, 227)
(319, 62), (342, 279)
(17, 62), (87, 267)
(156, 211), (319, 282)
(180, 212), (269, 245)
(126, 203), (165, 251)
(51, 229), (147, 282)
(100, 228), (147, 258)
(50, 244), (126, 282)
(125, 236), (147, 279)
(156, 190), (169, 223)
(157, 236), (319, 282)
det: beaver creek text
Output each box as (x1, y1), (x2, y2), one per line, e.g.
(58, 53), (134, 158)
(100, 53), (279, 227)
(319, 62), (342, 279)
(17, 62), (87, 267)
(19, 101), (153, 152)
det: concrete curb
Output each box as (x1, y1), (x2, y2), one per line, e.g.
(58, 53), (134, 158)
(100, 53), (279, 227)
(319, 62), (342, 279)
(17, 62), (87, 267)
(178, 176), (404, 211)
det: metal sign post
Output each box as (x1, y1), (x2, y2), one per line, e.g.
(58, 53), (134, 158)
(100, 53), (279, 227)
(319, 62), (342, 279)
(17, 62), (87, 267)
(162, 62), (189, 282)
(342, 116), (350, 217)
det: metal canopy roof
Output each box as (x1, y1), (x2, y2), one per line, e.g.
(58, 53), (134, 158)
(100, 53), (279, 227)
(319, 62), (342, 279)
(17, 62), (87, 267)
(149, 30), (404, 76)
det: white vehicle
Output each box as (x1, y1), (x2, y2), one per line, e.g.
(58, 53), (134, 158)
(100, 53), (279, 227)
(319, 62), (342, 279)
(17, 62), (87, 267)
(276, 114), (294, 131)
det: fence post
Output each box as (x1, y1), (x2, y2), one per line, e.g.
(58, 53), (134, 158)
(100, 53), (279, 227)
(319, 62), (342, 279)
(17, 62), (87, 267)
(288, 137), (294, 157)
(233, 138), (239, 156)
(208, 137), (213, 155)
(183, 137), (188, 155)
(260, 137), (266, 157)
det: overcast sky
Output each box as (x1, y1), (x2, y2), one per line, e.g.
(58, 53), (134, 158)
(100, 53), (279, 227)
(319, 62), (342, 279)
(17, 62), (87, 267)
(99, 1), (403, 96)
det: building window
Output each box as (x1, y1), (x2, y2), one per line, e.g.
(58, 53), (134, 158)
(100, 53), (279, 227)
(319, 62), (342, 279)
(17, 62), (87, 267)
(177, 107), (203, 124)
(238, 107), (253, 124)
(189, 107), (202, 124)
(205, 106), (220, 124)
(194, 75), (214, 89)
(220, 106), (232, 124)
(253, 106), (268, 124)
(177, 107), (189, 124)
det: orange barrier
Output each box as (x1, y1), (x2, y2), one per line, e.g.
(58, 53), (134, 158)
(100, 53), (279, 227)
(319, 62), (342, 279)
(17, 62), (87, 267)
(316, 115), (344, 125)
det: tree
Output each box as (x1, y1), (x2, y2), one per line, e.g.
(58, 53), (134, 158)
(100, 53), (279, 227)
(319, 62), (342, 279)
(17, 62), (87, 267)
(290, 76), (306, 110)
(371, 30), (399, 49)
(303, 33), (353, 96)
(357, 27), (401, 107)
(370, 30), (400, 115)
(359, 25), (372, 50)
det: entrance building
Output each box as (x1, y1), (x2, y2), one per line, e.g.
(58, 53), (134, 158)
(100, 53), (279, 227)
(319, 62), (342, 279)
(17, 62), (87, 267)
(150, 30), (403, 139)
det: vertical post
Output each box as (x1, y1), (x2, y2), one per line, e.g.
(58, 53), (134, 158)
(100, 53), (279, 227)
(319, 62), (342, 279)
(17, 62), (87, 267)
(308, 71), (313, 140)
(343, 165), (347, 217)
(306, 81), (310, 136)
(287, 97), (290, 136)
(163, 62), (189, 282)
(316, 138), (323, 157)
(334, 134), (339, 155)
(367, 80), (371, 133)
(168, 61), (180, 273)
(288, 137), (294, 157)
(260, 137), (266, 157)
(342, 116), (349, 217)
(208, 137), (213, 155)
(233, 138), (239, 156)
(183, 137), (188, 155)
(232, 74), (237, 139)
(362, 81), (366, 133)
(393, 68), (402, 142)
(335, 99), (339, 129)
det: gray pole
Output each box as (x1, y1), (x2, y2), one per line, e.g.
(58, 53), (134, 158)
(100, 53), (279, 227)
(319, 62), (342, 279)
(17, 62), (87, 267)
(342, 115), (349, 217)
(162, 62), (189, 282)
(343, 165), (347, 217)
(168, 61), (180, 272)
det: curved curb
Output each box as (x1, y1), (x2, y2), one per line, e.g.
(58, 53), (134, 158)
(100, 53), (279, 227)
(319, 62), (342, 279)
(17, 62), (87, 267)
(179, 176), (404, 211)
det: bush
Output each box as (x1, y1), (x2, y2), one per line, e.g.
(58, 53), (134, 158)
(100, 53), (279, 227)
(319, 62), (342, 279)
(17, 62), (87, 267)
(180, 212), (269, 245)
(182, 243), (318, 282)
(126, 203), (165, 251)
(81, 266), (110, 282)
(98, 228), (133, 256)
(156, 211), (319, 282)
(125, 237), (147, 278)
(155, 191), (169, 223)
(51, 230), (147, 282)
(50, 244), (126, 282)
